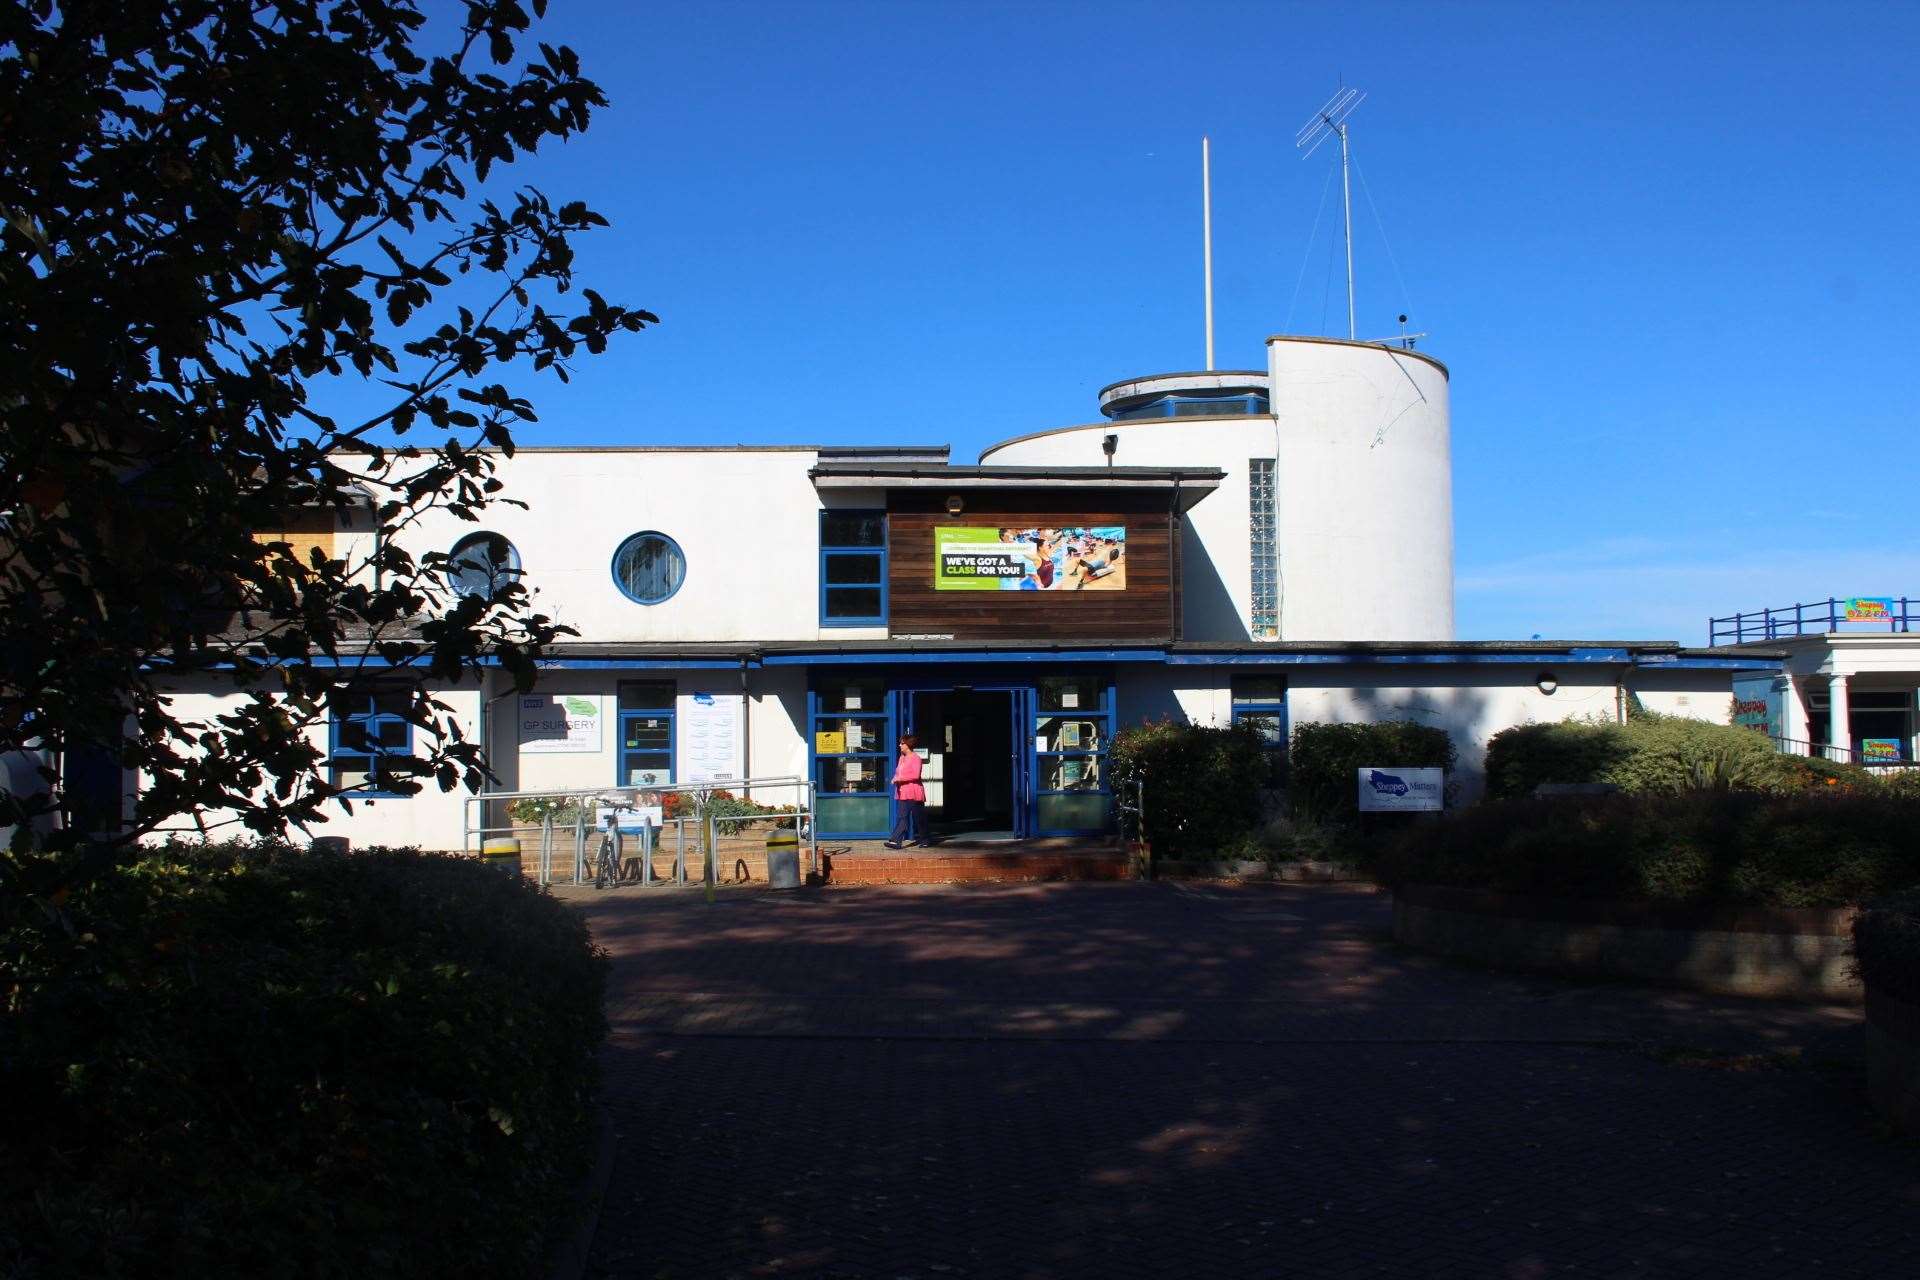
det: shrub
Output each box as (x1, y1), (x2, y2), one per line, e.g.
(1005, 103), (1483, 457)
(1111, 719), (1268, 858)
(1854, 891), (1920, 1004)
(1287, 720), (1457, 820)
(1485, 713), (1866, 798)
(1375, 790), (1920, 909)
(1484, 720), (1631, 799)
(0, 842), (607, 1278)
(507, 795), (585, 825)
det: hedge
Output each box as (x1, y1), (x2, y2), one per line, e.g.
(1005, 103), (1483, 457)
(1854, 892), (1920, 1005)
(1111, 719), (1268, 858)
(1374, 790), (1920, 909)
(1287, 720), (1456, 820)
(0, 843), (607, 1278)
(1484, 713), (1875, 799)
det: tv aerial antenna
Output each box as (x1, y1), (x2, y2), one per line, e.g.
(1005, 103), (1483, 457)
(1295, 85), (1365, 341)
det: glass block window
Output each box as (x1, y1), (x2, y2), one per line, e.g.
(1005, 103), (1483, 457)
(1249, 458), (1278, 638)
(820, 511), (887, 626)
(329, 687), (414, 797)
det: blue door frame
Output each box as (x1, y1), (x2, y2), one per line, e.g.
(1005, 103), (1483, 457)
(807, 667), (1114, 840)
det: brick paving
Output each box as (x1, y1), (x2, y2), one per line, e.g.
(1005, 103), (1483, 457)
(558, 881), (1919, 1278)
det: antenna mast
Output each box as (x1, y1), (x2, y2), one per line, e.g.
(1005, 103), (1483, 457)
(1295, 86), (1365, 341)
(1202, 135), (1215, 370)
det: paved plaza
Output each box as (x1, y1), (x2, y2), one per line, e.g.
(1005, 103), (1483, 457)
(560, 881), (1918, 1278)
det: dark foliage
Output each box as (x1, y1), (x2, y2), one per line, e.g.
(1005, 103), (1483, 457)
(1287, 720), (1457, 820)
(1375, 791), (1920, 909)
(0, 0), (653, 895)
(1854, 891), (1920, 1004)
(1484, 721), (1633, 799)
(1111, 719), (1268, 858)
(0, 842), (607, 1277)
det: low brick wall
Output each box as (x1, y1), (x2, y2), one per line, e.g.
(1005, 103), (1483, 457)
(1154, 859), (1361, 883)
(1866, 986), (1920, 1134)
(1392, 883), (1860, 1002)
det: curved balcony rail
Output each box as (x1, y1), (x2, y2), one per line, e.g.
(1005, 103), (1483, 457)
(1710, 597), (1917, 645)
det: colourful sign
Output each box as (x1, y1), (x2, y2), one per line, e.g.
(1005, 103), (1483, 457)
(934, 526), (1127, 592)
(1844, 596), (1895, 623)
(814, 730), (846, 754)
(1861, 738), (1904, 764)
(1730, 673), (1784, 739)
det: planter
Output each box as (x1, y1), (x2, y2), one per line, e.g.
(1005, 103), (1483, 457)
(1865, 985), (1920, 1134)
(1392, 883), (1861, 1002)
(1154, 859), (1361, 883)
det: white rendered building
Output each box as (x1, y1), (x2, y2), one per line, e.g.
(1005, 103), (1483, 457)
(145, 335), (1773, 852)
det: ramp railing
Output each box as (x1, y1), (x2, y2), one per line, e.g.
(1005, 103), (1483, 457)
(463, 776), (817, 887)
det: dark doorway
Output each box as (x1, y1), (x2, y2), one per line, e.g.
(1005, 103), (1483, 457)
(910, 688), (1015, 839)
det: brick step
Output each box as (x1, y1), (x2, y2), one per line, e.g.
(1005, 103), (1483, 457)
(822, 849), (1130, 885)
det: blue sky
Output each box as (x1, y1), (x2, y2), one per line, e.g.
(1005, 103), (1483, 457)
(435, 0), (1919, 644)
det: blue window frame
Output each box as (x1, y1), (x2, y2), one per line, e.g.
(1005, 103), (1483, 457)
(612, 532), (686, 605)
(810, 677), (894, 836)
(1032, 675), (1115, 836)
(618, 681), (676, 785)
(1231, 676), (1288, 786)
(329, 687), (414, 797)
(819, 511), (887, 626)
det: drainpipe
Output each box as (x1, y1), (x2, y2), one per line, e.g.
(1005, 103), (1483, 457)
(738, 655), (752, 801)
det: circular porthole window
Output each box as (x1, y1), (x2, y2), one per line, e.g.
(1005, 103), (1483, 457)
(611, 531), (686, 605)
(446, 532), (521, 599)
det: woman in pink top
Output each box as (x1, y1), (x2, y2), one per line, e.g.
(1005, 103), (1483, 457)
(885, 733), (927, 848)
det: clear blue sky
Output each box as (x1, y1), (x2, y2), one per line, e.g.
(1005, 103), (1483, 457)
(454, 0), (1920, 644)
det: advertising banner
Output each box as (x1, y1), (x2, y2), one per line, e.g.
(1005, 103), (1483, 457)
(1730, 673), (1784, 739)
(1843, 596), (1896, 624)
(517, 694), (603, 754)
(1356, 767), (1444, 813)
(1861, 738), (1904, 764)
(934, 526), (1126, 592)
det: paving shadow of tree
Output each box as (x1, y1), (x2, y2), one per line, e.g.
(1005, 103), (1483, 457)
(568, 883), (1910, 1278)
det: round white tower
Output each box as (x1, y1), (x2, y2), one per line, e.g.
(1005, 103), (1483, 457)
(980, 335), (1453, 641)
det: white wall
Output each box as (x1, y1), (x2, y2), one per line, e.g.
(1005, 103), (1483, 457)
(982, 337), (1455, 643)
(374, 448), (848, 644)
(149, 683), (483, 851)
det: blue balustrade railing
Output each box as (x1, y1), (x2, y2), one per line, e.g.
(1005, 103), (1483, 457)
(1709, 596), (1917, 645)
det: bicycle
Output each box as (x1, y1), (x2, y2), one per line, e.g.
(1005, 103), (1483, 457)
(592, 827), (623, 889)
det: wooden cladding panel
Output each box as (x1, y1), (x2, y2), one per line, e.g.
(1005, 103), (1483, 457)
(887, 495), (1176, 640)
(252, 508), (338, 563)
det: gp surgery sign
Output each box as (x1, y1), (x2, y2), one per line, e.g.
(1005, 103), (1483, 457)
(934, 526), (1126, 592)
(1356, 767), (1444, 813)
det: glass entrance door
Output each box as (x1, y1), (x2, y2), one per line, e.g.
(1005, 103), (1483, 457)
(907, 687), (1017, 839)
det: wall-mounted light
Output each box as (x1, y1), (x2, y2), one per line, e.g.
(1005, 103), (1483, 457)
(1537, 671), (1559, 696)
(1102, 433), (1118, 466)
(945, 494), (964, 515)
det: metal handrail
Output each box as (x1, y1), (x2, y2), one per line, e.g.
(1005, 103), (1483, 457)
(463, 776), (818, 887)
(1709, 596), (1917, 645)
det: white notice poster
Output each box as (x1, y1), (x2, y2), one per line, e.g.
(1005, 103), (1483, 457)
(518, 694), (603, 754)
(683, 691), (741, 784)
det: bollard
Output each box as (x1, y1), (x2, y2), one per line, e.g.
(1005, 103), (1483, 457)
(766, 825), (801, 889)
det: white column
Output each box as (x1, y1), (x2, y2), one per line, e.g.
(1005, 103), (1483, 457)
(1827, 673), (1851, 762)
(1777, 676), (1806, 749)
